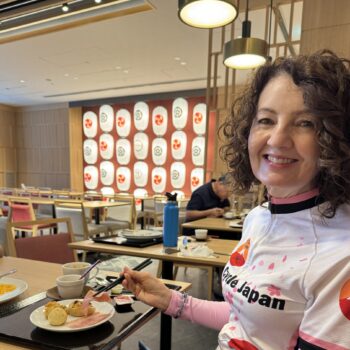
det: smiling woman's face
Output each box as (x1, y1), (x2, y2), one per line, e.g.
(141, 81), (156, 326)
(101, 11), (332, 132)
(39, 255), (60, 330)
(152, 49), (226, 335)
(248, 74), (320, 198)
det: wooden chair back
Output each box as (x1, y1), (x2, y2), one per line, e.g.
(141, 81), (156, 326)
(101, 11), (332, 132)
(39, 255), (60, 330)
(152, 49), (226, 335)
(6, 217), (77, 263)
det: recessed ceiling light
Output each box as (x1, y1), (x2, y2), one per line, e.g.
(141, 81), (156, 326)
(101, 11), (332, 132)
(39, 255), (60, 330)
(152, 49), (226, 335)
(115, 66), (121, 70)
(94, 0), (102, 3)
(123, 70), (129, 74)
(64, 73), (69, 77)
(20, 79), (25, 83)
(73, 77), (78, 80)
(180, 61), (187, 66)
(174, 57), (181, 61)
(62, 3), (69, 12)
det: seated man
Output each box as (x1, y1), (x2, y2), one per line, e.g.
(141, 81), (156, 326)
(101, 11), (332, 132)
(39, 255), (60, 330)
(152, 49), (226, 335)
(185, 176), (231, 222)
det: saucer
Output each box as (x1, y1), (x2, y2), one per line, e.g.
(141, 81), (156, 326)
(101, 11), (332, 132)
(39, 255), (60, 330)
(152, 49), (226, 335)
(46, 285), (92, 300)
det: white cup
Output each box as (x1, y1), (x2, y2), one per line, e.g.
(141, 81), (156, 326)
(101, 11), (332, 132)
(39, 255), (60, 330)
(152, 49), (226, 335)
(62, 262), (98, 284)
(56, 274), (84, 299)
(224, 211), (234, 219)
(195, 229), (208, 240)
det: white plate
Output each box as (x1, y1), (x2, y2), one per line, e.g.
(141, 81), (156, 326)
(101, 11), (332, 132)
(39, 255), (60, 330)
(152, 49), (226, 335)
(229, 220), (243, 228)
(30, 299), (115, 332)
(121, 229), (163, 240)
(0, 277), (28, 304)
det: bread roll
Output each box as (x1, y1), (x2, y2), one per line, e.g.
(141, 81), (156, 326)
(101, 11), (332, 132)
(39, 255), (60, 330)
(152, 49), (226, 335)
(67, 300), (95, 317)
(48, 307), (68, 326)
(44, 301), (66, 319)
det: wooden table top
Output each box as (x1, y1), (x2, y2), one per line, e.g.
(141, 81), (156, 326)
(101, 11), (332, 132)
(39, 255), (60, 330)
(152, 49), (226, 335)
(182, 217), (243, 233)
(69, 237), (238, 268)
(0, 256), (191, 350)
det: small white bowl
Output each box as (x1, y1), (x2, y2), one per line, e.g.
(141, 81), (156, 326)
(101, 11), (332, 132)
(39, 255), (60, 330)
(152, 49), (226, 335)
(195, 229), (208, 241)
(56, 274), (84, 299)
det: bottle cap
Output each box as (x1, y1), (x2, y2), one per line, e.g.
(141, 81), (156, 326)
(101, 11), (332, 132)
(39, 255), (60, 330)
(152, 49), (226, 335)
(165, 192), (177, 202)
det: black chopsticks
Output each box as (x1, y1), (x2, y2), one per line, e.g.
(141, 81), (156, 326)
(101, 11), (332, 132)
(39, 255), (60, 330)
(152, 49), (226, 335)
(93, 258), (152, 297)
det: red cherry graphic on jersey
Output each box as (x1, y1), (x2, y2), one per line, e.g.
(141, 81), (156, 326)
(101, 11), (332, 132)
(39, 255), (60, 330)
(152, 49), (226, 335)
(154, 114), (163, 126)
(228, 338), (258, 350)
(153, 175), (162, 185)
(339, 279), (350, 320)
(117, 174), (125, 184)
(85, 118), (92, 128)
(230, 239), (251, 267)
(194, 112), (203, 124)
(117, 116), (125, 127)
(100, 141), (108, 151)
(191, 176), (200, 187)
(84, 173), (91, 182)
(173, 139), (181, 150)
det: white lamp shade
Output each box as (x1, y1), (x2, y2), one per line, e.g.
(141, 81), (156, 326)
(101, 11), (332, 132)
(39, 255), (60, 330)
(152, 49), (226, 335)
(100, 161), (115, 186)
(134, 101), (149, 131)
(152, 106), (168, 136)
(83, 139), (98, 164)
(116, 108), (131, 137)
(190, 167), (204, 192)
(83, 111), (98, 138)
(116, 139), (131, 165)
(172, 97), (188, 129)
(101, 187), (115, 195)
(171, 130), (187, 160)
(151, 167), (167, 193)
(192, 136), (205, 166)
(133, 132), (149, 160)
(116, 167), (131, 192)
(152, 138), (167, 165)
(134, 161), (149, 187)
(99, 105), (114, 132)
(193, 103), (207, 135)
(84, 166), (99, 190)
(99, 133), (114, 160)
(170, 162), (186, 189)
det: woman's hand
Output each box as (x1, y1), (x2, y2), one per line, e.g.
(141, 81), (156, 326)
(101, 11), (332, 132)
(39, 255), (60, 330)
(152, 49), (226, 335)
(121, 268), (172, 311)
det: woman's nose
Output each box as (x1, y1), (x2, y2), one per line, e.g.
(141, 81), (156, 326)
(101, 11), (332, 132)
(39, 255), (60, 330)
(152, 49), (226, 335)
(267, 125), (293, 148)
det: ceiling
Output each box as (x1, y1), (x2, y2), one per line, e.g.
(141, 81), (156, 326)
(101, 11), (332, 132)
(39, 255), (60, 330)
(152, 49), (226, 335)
(0, 0), (302, 107)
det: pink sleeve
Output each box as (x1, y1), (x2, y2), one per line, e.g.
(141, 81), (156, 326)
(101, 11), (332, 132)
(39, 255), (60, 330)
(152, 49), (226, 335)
(164, 290), (230, 330)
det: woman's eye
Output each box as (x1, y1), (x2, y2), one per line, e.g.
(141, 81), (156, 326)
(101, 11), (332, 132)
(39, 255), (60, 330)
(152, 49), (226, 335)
(297, 120), (315, 128)
(257, 117), (274, 125)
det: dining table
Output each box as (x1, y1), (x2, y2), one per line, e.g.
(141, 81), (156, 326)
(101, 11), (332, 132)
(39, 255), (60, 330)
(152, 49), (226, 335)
(68, 236), (239, 350)
(0, 256), (191, 350)
(182, 217), (243, 239)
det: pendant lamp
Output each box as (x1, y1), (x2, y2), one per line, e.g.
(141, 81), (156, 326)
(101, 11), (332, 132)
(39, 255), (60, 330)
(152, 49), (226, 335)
(223, 0), (268, 69)
(178, 0), (238, 29)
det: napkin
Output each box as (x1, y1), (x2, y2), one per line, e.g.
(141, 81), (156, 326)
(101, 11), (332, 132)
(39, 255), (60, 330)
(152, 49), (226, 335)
(179, 243), (214, 258)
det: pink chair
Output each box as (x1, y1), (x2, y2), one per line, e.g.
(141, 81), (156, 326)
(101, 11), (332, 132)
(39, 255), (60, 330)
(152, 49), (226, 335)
(6, 217), (77, 263)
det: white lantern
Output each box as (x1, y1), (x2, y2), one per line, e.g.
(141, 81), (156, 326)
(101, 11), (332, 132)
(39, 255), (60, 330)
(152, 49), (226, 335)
(172, 97), (188, 129)
(116, 139), (131, 165)
(133, 132), (149, 160)
(116, 167), (131, 192)
(152, 106), (168, 136)
(99, 105), (114, 132)
(116, 108), (131, 137)
(99, 133), (114, 160)
(191, 167), (204, 192)
(151, 167), (167, 194)
(100, 161), (114, 186)
(134, 161), (148, 187)
(193, 103), (207, 135)
(84, 166), (99, 190)
(83, 111), (98, 138)
(152, 138), (167, 165)
(83, 139), (98, 164)
(192, 136), (205, 166)
(170, 162), (186, 189)
(171, 130), (187, 160)
(134, 101), (149, 131)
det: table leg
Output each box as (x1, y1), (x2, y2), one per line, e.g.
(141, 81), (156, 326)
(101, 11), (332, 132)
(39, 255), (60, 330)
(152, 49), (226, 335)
(94, 208), (100, 224)
(141, 199), (145, 229)
(160, 260), (173, 350)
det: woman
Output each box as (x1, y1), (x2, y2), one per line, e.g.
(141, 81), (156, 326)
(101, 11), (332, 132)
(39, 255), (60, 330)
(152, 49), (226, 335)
(122, 50), (350, 349)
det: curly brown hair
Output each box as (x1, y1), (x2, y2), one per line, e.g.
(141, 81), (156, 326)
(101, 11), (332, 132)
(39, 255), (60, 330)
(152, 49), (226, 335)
(221, 50), (350, 217)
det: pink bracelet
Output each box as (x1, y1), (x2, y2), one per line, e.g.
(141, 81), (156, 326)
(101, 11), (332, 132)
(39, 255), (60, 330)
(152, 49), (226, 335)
(174, 292), (188, 319)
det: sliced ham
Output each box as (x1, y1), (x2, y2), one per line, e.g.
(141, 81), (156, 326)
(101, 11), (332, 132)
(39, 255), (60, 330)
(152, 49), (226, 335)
(66, 312), (111, 329)
(82, 290), (112, 316)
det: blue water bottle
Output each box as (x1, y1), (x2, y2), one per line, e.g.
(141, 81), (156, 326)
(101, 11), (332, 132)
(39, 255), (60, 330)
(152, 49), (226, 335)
(163, 192), (179, 247)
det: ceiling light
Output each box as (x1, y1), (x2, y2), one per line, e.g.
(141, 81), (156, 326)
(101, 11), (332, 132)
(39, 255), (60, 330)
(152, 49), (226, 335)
(178, 0), (238, 29)
(223, 0), (268, 69)
(94, 0), (103, 3)
(62, 3), (69, 12)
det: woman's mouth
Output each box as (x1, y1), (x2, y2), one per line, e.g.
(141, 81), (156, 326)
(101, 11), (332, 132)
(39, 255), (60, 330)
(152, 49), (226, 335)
(264, 155), (297, 164)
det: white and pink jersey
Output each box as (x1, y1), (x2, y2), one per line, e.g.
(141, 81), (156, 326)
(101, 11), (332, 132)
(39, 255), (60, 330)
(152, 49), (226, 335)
(166, 189), (350, 349)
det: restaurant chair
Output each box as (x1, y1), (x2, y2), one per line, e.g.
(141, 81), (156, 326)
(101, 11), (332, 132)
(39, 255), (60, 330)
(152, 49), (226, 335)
(6, 217), (78, 263)
(102, 194), (136, 233)
(141, 195), (166, 228)
(8, 197), (56, 236)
